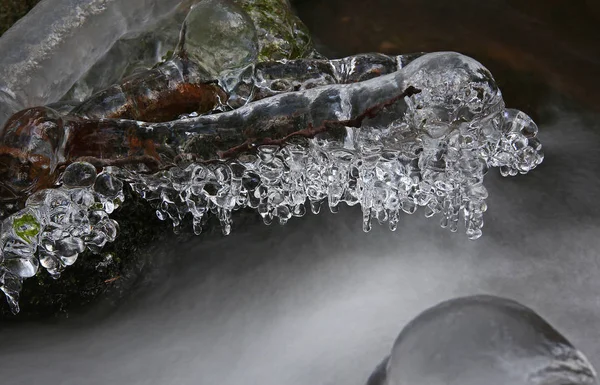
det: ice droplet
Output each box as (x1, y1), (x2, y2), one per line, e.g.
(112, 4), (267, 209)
(62, 162), (97, 188)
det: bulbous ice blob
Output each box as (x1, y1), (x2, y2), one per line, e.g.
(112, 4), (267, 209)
(492, 108), (545, 176)
(183, 0), (258, 76)
(367, 295), (598, 385)
(401, 52), (504, 139)
(61, 162), (98, 188)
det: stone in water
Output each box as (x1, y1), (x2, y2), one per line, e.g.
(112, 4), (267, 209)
(367, 295), (598, 385)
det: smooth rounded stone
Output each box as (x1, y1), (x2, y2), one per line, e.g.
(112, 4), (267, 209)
(62, 162), (98, 188)
(183, 0), (258, 75)
(367, 295), (598, 385)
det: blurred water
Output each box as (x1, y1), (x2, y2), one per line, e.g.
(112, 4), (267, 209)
(0, 1), (599, 384)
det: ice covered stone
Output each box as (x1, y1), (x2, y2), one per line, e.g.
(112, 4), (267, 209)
(224, 52), (423, 108)
(183, 0), (259, 76)
(0, 50), (545, 312)
(0, 169), (125, 308)
(64, 5), (191, 102)
(64, 0), (320, 101)
(367, 295), (598, 385)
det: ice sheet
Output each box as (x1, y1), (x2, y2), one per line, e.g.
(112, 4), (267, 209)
(0, 0), (186, 126)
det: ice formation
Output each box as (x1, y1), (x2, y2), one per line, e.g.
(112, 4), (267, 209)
(122, 51), (542, 239)
(63, 0), (320, 103)
(0, 51), (544, 313)
(366, 295), (598, 385)
(0, 0), (189, 127)
(0, 162), (122, 313)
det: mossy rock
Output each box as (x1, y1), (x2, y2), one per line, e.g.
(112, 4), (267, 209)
(236, 0), (321, 61)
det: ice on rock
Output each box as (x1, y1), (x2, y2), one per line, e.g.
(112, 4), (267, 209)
(64, 6), (191, 102)
(234, 0), (320, 61)
(367, 295), (598, 385)
(65, 0), (320, 102)
(183, 0), (259, 76)
(224, 52), (424, 108)
(0, 0), (189, 126)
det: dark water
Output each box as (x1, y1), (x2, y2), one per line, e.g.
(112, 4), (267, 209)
(294, 0), (600, 114)
(1, 2), (600, 384)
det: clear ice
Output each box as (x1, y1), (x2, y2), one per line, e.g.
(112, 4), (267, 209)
(366, 295), (598, 385)
(129, 51), (543, 240)
(0, 51), (544, 312)
(0, 0), (189, 127)
(0, 163), (122, 313)
(62, 0), (320, 103)
(181, 0), (259, 76)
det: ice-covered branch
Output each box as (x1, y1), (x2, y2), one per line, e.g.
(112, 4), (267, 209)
(0, 51), (544, 314)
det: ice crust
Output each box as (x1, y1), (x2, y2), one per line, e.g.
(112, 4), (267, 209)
(367, 295), (598, 385)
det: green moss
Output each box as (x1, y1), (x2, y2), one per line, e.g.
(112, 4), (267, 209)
(0, 186), (165, 320)
(13, 213), (40, 244)
(235, 0), (318, 61)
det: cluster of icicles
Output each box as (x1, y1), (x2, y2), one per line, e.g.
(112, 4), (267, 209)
(0, 163), (123, 313)
(0, 52), (544, 313)
(121, 106), (540, 240)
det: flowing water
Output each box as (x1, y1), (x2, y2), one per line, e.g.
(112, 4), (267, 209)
(0, 1), (599, 384)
